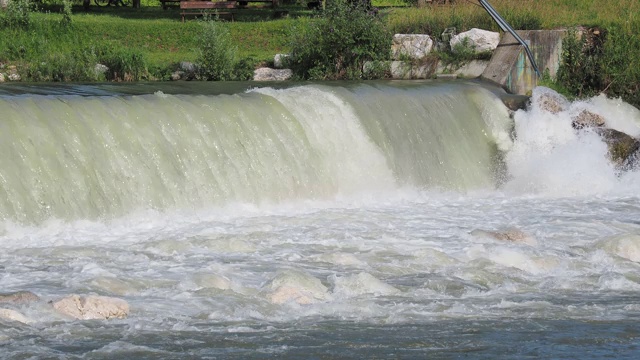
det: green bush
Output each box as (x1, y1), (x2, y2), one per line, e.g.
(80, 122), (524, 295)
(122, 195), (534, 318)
(1, 0), (34, 30)
(99, 46), (149, 81)
(288, 0), (391, 80)
(196, 18), (237, 81)
(555, 28), (603, 98)
(555, 24), (640, 109)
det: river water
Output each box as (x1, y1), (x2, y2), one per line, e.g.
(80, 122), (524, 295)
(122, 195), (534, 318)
(0, 81), (639, 358)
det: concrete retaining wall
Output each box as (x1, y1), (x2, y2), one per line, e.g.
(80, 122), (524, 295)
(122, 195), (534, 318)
(481, 30), (566, 95)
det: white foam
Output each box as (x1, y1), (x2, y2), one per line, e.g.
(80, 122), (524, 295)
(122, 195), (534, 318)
(503, 87), (637, 197)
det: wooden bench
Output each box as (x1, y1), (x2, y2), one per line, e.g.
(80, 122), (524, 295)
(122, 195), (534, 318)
(180, 1), (237, 22)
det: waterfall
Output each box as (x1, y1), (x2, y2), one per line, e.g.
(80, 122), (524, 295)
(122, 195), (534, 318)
(0, 81), (512, 223)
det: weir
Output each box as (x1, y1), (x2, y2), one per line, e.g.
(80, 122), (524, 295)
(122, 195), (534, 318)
(0, 81), (512, 224)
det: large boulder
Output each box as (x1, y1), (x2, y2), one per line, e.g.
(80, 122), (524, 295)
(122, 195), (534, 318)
(593, 128), (640, 169)
(391, 34), (434, 60)
(253, 68), (292, 81)
(0, 308), (31, 324)
(450, 28), (500, 54)
(0, 291), (40, 304)
(52, 295), (129, 320)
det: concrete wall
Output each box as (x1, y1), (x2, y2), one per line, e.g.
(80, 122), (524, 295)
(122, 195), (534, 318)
(481, 30), (566, 95)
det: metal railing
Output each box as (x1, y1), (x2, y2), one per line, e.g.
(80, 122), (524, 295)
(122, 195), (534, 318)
(479, 0), (540, 77)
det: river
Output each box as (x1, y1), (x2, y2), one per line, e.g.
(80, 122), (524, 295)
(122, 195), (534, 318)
(0, 80), (639, 358)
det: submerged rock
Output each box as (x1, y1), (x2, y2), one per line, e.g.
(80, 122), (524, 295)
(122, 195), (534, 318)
(192, 273), (232, 291)
(52, 295), (129, 320)
(0, 308), (31, 324)
(330, 272), (400, 298)
(598, 233), (640, 263)
(470, 228), (537, 246)
(263, 270), (330, 305)
(0, 291), (40, 304)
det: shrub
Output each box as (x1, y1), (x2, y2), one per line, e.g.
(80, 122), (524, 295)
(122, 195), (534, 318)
(556, 29), (598, 97)
(196, 18), (237, 81)
(1, 0), (33, 30)
(233, 57), (257, 81)
(99, 46), (149, 81)
(288, 0), (391, 80)
(555, 24), (640, 109)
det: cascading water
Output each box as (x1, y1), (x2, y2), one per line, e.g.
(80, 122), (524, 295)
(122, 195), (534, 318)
(0, 81), (639, 359)
(0, 81), (511, 224)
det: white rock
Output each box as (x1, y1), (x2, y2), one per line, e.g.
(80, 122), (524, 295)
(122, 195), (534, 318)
(94, 63), (108, 76)
(0, 308), (31, 324)
(391, 34), (433, 60)
(0, 73), (4, 82)
(274, 54), (290, 68)
(532, 87), (569, 113)
(390, 61), (412, 79)
(7, 73), (20, 81)
(52, 295), (129, 320)
(171, 71), (184, 81)
(450, 28), (500, 53)
(253, 68), (292, 81)
(572, 109), (606, 129)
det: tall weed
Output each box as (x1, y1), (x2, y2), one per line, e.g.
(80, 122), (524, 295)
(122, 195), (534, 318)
(197, 18), (237, 81)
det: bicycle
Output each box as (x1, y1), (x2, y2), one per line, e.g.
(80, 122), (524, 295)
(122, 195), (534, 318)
(94, 0), (131, 6)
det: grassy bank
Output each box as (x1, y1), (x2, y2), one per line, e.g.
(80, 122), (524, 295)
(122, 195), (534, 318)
(1, 0), (639, 105)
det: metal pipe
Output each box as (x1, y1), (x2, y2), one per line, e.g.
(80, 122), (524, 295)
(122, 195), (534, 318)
(478, 0), (541, 77)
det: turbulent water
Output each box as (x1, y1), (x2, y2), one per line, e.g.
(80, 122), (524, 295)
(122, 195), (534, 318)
(0, 81), (639, 359)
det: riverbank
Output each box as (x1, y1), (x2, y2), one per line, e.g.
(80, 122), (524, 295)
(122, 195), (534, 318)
(0, 0), (639, 106)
